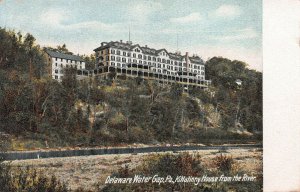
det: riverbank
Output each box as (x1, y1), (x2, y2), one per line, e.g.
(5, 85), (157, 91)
(7, 148), (262, 191)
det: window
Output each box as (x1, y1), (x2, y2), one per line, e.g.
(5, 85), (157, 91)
(162, 59), (166, 63)
(153, 57), (156, 61)
(111, 62), (115, 66)
(143, 55), (147, 60)
(122, 58), (126, 62)
(157, 58), (161, 62)
(61, 58), (63, 62)
(111, 56), (115, 61)
(127, 52), (131, 57)
(133, 53), (136, 58)
(55, 75), (58, 79)
(148, 56), (151, 61)
(122, 64), (126, 67)
(143, 61), (146, 64)
(55, 69), (58, 73)
(117, 57), (121, 62)
(123, 52), (127, 56)
(133, 59), (137, 63)
(138, 54), (142, 59)
(106, 56), (109, 61)
(158, 64), (161, 68)
(167, 60), (170, 64)
(55, 63), (57, 67)
(139, 60), (142, 64)
(111, 49), (115, 54)
(148, 62), (151, 65)
(117, 63), (121, 67)
(117, 50), (120, 55)
(175, 67), (178, 70)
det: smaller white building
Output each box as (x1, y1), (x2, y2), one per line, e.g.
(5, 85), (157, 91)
(45, 50), (86, 81)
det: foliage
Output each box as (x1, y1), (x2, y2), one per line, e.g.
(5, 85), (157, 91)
(205, 57), (262, 131)
(0, 28), (262, 150)
(101, 152), (262, 192)
(44, 43), (73, 55)
(0, 164), (68, 192)
(213, 154), (234, 173)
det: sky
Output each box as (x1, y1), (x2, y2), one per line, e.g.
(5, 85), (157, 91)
(0, 0), (262, 71)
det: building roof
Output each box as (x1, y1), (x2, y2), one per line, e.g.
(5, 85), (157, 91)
(93, 41), (205, 65)
(45, 50), (85, 62)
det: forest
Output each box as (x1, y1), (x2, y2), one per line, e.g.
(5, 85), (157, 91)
(0, 28), (262, 150)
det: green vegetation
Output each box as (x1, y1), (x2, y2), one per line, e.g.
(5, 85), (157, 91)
(0, 28), (262, 150)
(0, 134), (68, 191)
(0, 164), (68, 192)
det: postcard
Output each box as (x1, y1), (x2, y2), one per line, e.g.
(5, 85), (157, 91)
(0, 0), (276, 191)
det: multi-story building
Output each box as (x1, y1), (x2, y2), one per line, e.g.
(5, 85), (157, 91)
(83, 40), (210, 89)
(45, 50), (86, 81)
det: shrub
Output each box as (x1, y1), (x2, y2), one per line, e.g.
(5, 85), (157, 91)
(128, 126), (153, 144)
(0, 163), (68, 192)
(213, 154), (234, 173)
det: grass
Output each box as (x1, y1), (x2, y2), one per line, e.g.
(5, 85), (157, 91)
(8, 148), (262, 191)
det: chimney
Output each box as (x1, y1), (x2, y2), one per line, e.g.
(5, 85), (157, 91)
(145, 45), (148, 48)
(120, 40), (123, 43)
(185, 52), (189, 70)
(101, 42), (104, 46)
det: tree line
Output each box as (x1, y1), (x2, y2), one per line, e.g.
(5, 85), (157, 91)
(0, 28), (262, 149)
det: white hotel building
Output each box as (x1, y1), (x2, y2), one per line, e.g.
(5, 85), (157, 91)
(45, 50), (86, 81)
(80, 40), (211, 89)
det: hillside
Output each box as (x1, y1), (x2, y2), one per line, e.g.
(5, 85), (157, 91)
(0, 28), (262, 150)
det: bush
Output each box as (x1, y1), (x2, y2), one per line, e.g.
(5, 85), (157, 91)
(0, 163), (68, 192)
(128, 126), (153, 144)
(213, 154), (234, 173)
